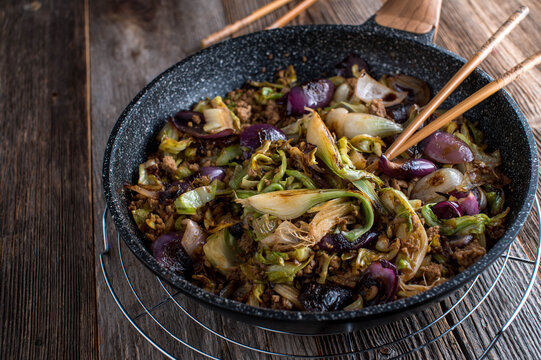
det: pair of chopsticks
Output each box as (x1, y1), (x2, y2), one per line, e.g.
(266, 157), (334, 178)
(385, 6), (540, 160)
(201, 0), (318, 48)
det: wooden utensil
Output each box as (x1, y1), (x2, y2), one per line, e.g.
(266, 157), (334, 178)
(384, 5), (529, 160)
(266, 0), (319, 29)
(201, 0), (295, 48)
(392, 51), (541, 156)
(201, 0), (319, 48)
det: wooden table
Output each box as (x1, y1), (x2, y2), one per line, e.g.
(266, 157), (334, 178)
(1, 0), (540, 358)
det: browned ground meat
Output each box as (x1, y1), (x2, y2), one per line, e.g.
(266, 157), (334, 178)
(426, 226), (440, 249)
(161, 155), (177, 174)
(367, 99), (388, 118)
(237, 232), (255, 257)
(270, 294), (294, 310)
(426, 226), (440, 240)
(263, 100), (281, 125)
(391, 178), (408, 191)
(419, 263), (443, 285)
(401, 223), (421, 258)
(188, 163), (199, 172)
(487, 224), (506, 239)
(297, 258), (316, 276)
(329, 256), (341, 272)
(226, 267), (247, 282)
(235, 99), (252, 123)
(453, 241), (486, 272)
(467, 160), (511, 186)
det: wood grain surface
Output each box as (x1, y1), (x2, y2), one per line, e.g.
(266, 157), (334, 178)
(1, 0), (540, 359)
(0, 0), (96, 358)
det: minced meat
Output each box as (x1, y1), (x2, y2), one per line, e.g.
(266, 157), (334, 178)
(235, 100), (252, 123)
(419, 263), (443, 285)
(263, 100), (281, 125)
(367, 99), (388, 118)
(161, 155), (177, 174)
(453, 241), (486, 272)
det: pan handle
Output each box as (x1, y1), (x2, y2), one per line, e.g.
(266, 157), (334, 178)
(361, 0), (442, 44)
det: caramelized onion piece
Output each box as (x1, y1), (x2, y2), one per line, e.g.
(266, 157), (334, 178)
(240, 124), (286, 151)
(432, 200), (464, 219)
(356, 259), (398, 305)
(151, 233), (193, 275)
(421, 131), (474, 164)
(355, 72), (407, 107)
(385, 74), (431, 106)
(378, 155), (436, 179)
(172, 110), (235, 139)
(286, 79), (334, 115)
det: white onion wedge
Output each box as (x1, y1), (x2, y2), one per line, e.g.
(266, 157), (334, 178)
(326, 108), (402, 139)
(355, 72), (407, 106)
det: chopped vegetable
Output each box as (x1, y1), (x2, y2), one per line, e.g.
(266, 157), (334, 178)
(326, 108), (403, 138)
(355, 72), (407, 106)
(127, 62), (511, 312)
(421, 203), (509, 236)
(216, 145), (242, 165)
(236, 189), (373, 226)
(203, 228), (241, 274)
(266, 255), (314, 283)
(174, 181), (218, 215)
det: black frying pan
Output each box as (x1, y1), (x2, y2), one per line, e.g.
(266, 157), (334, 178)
(102, 3), (538, 335)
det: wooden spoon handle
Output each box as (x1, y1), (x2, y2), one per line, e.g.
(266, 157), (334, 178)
(375, 0), (442, 35)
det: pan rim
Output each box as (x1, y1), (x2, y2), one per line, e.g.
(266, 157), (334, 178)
(102, 24), (539, 327)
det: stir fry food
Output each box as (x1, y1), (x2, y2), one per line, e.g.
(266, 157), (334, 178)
(126, 55), (510, 311)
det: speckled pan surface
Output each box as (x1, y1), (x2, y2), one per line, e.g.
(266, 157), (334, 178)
(103, 20), (538, 334)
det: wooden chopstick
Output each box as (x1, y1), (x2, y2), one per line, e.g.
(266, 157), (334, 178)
(391, 51), (541, 156)
(201, 0), (295, 48)
(384, 5), (529, 160)
(266, 0), (319, 29)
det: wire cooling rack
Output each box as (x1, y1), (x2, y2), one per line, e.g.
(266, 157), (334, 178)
(100, 197), (541, 359)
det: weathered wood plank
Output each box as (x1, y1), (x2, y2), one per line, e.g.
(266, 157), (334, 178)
(0, 0), (97, 359)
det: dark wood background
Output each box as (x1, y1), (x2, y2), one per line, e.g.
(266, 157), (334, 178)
(1, 0), (540, 359)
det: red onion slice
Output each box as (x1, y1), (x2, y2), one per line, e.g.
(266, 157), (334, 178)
(172, 111), (235, 139)
(240, 124), (286, 151)
(457, 191), (479, 215)
(356, 259), (398, 305)
(432, 200), (464, 219)
(450, 188), (485, 211)
(198, 166), (226, 182)
(318, 232), (379, 252)
(158, 167), (225, 202)
(448, 234), (473, 248)
(421, 131), (474, 164)
(180, 220), (207, 259)
(151, 233), (193, 275)
(385, 74), (431, 106)
(286, 79), (334, 115)
(378, 155), (436, 179)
